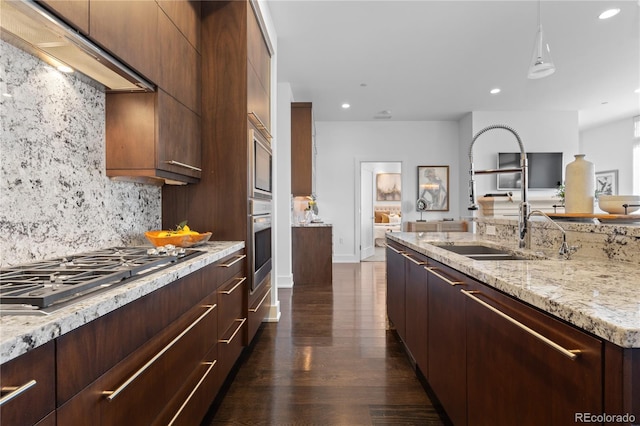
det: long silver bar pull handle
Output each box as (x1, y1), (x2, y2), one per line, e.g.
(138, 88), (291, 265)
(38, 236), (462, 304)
(219, 277), (246, 295)
(164, 160), (202, 172)
(167, 360), (217, 426)
(461, 290), (580, 360)
(0, 380), (37, 406)
(385, 244), (405, 255)
(425, 267), (464, 286)
(103, 304), (217, 401)
(402, 253), (426, 266)
(219, 255), (247, 268)
(249, 288), (272, 313)
(218, 318), (246, 344)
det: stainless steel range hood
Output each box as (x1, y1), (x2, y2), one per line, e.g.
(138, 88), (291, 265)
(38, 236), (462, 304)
(0, 0), (154, 92)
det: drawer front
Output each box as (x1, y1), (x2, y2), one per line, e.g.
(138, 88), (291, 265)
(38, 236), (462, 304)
(0, 341), (55, 426)
(211, 250), (246, 286)
(217, 317), (246, 380)
(57, 293), (217, 425)
(247, 282), (271, 344)
(153, 345), (220, 426)
(56, 270), (205, 404)
(218, 274), (246, 332)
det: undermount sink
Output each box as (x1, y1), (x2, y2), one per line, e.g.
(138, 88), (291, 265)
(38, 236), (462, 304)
(433, 244), (531, 261)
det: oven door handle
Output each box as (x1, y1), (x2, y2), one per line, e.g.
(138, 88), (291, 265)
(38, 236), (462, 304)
(252, 217), (272, 233)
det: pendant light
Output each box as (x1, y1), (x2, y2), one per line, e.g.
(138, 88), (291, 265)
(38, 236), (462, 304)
(527, 0), (556, 79)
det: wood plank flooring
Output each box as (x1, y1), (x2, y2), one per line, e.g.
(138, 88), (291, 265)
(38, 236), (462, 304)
(202, 262), (446, 425)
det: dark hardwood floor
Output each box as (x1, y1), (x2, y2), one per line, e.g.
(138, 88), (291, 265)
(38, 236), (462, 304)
(203, 262), (446, 425)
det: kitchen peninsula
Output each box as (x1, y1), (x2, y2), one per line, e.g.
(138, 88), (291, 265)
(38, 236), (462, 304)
(386, 228), (639, 425)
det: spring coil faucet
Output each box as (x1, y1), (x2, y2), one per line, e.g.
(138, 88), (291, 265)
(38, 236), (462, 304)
(468, 124), (530, 248)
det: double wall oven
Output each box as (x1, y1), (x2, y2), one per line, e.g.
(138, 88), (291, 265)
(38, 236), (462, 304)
(248, 127), (272, 292)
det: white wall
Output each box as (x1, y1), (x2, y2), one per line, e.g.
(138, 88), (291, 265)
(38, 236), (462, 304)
(315, 121), (459, 263)
(580, 116), (636, 195)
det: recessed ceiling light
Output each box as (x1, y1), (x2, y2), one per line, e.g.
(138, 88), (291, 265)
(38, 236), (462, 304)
(57, 65), (74, 73)
(490, 88), (501, 95)
(341, 103), (350, 109)
(599, 8), (620, 19)
(635, 88), (640, 93)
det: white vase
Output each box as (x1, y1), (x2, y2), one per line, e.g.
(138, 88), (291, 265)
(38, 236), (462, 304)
(564, 154), (595, 214)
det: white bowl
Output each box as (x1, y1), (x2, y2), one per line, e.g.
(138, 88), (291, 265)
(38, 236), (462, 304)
(598, 195), (640, 215)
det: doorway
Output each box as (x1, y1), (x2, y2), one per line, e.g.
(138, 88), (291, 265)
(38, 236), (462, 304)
(359, 161), (402, 261)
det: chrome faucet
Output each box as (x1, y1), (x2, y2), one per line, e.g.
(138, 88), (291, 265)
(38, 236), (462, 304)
(527, 210), (577, 259)
(468, 125), (529, 248)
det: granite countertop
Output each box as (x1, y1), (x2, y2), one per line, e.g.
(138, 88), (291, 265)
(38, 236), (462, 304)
(387, 232), (640, 348)
(0, 241), (244, 364)
(293, 222), (332, 227)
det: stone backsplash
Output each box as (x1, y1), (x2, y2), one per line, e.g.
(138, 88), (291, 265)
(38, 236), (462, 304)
(0, 41), (161, 267)
(475, 217), (640, 264)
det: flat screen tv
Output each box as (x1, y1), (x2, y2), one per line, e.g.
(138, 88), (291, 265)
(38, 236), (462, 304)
(497, 152), (563, 190)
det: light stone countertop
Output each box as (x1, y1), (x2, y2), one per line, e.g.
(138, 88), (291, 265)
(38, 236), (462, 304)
(292, 222), (333, 228)
(387, 232), (640, 348)
(0, 241), (244, 364)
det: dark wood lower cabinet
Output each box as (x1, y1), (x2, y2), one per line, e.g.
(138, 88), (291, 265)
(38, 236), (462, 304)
(386, 240), (640, 426)
(403, 250), (428, 371)
(464, 284), (603, 425)
(292, 226), (332, 284)
(0, 341), (55, 426)
(426, 260), (467, 426)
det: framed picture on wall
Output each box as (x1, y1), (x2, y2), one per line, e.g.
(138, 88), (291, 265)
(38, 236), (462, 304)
(417, 166), (449, 211)
(376, 173), (401, 201)
(596, 170), (618, 196)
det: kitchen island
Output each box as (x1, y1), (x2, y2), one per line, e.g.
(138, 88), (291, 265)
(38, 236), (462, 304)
(0, 241), (246, 426)
(386, 231), (639, 425)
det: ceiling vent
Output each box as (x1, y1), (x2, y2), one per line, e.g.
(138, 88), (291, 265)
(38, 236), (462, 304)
(0, 0), (154, 92)
(374, 110), (392, 120)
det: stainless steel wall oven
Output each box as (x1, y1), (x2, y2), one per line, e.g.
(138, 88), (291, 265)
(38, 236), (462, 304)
(249, 128), (272, 200)
(250, 198), (272, 292)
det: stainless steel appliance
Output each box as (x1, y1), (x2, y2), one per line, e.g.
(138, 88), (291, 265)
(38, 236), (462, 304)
(250, 198), (272, 292)
(0, 246), (202, 313)
(249, 128), (272, 200)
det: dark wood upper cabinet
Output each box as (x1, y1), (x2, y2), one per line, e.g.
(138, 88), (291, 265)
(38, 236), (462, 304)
(39, 0), (89, 34)
(157, 4), (201, 115)
(291, 102), (314, 196)
(157, 0), (201, 52)
(247, 5), (270, 133)
(89, 0), (159, 84)
(106, 90), (201, 184)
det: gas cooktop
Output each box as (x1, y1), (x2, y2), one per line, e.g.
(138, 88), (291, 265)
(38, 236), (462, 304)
(0, 246), (203, 312)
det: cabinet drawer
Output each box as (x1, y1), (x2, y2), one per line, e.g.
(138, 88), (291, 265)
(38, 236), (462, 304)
(218, 275), (246, 331)
(0, 341), (55, 426)
(154, 345), (220, 426)
(247, 282), (271, 344)
(218, 317), (246, 380)
(56, 270), (205, 405)
(210, 250), (246, 285)
(57, 293), (217, 425)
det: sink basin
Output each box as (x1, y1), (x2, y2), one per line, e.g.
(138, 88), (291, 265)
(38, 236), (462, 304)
(434, 244), (511, 255)
(433, 244), (531, 261)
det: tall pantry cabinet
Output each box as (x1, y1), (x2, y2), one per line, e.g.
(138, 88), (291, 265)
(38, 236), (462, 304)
(162, 0), (273, 346)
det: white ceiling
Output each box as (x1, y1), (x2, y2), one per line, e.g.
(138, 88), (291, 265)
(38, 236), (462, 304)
(266, 0), (640, 129)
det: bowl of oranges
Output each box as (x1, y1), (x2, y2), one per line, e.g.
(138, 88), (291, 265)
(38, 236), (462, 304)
(145, 221), (212, 248)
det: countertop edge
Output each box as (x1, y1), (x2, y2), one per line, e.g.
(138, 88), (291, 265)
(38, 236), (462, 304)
(0, 241), (245, 364)
(387, 232), (640, 348)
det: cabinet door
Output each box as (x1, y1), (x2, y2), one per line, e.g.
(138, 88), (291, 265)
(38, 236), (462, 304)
(385, 242), (406, 341)
(464, 284), (603, 425)
(426, 260), (468, 426)
(247, 5), (270, 132)
(157, 8), (201, 115)
(157, 90), (202, 179)
(40, 0), (89, 34)
(292, 226), (333, 284)
(89, 0), (159, 83)
(291, 102), (313, 196)
(0, 341), (55, 426)
(403, 251), (428, 371)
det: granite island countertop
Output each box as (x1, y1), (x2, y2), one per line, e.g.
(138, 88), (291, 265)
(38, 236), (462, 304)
(387, 232), (640, 348)
(0, 241), (244, 364)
